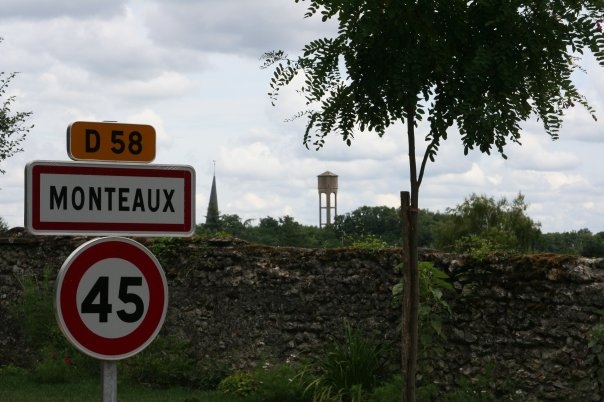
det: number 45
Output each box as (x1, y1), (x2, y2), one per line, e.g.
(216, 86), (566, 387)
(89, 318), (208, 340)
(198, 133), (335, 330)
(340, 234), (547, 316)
(81, 277), (144, 323)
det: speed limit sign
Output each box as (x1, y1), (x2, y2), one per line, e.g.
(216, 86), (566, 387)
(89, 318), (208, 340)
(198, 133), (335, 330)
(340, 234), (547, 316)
(55, 237), (168, 360)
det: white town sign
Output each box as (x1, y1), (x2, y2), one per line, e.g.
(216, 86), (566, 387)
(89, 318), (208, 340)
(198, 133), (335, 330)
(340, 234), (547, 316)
(25, 161), (195, 236)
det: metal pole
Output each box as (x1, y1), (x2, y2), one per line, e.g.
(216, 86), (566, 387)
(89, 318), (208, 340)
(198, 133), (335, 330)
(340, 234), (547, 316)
(101, 360), (117, 402)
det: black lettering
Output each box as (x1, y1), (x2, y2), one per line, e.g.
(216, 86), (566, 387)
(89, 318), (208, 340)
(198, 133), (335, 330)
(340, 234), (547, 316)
(104, 188), (116, 210)
(163, 189), (175, 212)
(132, 189), (145, 211)
(89, 187), (102, 210)
(50, 186), (67, 210)
(111, 131), (125, 154)
(72, 187), (85, 210)
(85, 129), (100, 152)
(148, 189), (160, 212)
(128, 131), (143, 155)
(118, 188), (130, 211)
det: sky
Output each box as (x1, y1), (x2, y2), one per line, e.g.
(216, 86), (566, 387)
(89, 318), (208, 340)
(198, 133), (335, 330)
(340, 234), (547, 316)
(1, 1), (604, 234)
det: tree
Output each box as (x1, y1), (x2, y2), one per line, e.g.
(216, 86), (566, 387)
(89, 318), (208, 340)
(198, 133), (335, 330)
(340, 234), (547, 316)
(434, 193), (541, 253)
(333, 205), (450, 247)
(581, 231), (604, 257)
(333, 205), (402, 246)
(219, 213), (247, 236)
(537, 228), (600, 255)
(263, 2), (604, 400)
(0, 37), (33, 174)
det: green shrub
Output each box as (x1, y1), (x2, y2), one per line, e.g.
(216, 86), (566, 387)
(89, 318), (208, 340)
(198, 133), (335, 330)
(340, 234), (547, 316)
(0, 365), (28, 376)
(31, 347), (80, 384)
(454, 234), (511, 260)
(120, 335), (199, 388)
(350, 234), (390, 250)
(12, 267), (98, 378)
(218, 371), (260, 397)
(12, 267), (63, 351)
(248, 363), (309, 402)
(148, 237), (185, 264)
(440, 363), (535, 402)
(196, 360), (232, 391)
(368, 375), (401, 402)
(441, 369), (496, 402)
(392, 261), (452, 383)
(218, 363), (308, 401)
(588, 309), (604, 395)
(368, 374), (439, 402)
(299, 321), (386, 402)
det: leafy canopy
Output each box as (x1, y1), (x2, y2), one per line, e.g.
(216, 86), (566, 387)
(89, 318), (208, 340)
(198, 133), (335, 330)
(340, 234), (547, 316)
(435, 192), (541, 253)
(263, 1), (604, 161)
(1, 37), (33, 174)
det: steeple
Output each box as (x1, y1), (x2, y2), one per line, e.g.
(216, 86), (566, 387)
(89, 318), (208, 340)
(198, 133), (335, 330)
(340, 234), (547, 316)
(205, 161), (220, 231)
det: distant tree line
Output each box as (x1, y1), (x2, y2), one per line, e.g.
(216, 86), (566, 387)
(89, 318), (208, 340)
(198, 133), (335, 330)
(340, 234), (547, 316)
(196, 192), (604, 257)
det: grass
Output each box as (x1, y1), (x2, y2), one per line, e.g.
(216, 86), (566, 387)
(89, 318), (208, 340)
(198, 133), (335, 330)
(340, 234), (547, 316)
(0, 368), (245, 402)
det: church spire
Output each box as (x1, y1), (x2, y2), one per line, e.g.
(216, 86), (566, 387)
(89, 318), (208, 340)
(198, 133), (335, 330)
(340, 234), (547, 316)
(205, 161), (220, 231)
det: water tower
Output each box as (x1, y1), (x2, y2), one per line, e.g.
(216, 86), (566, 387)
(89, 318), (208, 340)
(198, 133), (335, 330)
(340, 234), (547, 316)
(318, 171), (338, 227)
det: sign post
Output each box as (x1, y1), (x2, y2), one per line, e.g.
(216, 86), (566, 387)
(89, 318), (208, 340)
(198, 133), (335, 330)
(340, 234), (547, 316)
(101, 361), (118, 402)
(27, 121), (190, 401)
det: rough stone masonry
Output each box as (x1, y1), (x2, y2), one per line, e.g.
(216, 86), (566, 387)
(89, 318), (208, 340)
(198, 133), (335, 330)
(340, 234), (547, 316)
(1, 232), (603, 401)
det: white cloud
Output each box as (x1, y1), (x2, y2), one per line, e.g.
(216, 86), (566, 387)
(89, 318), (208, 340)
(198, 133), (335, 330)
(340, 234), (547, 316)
(142, 0), (337, 56)
(219, 142), (282, 180)
(1, 1), (604, 236)
(0, 0), (124, 20)
(115, 71), (198, 100)
(543, 172), (591, 191)
(506, 134), (581, 171)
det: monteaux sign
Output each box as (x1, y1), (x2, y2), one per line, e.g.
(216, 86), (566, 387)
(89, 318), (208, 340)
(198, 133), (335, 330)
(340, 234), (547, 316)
(25, 161), (195, 236)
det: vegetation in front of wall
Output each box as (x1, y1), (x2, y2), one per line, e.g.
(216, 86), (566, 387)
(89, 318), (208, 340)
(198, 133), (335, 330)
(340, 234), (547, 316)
(30, 345), (86, 384)
(120, 334), (203, 389)
(148, 236), (186, 263)
(453, 234), (511, 261)
(0, 365), (242, 402)
(440, 363), (543, 402)
(10, 265), (232, 391)
(587, 309), (604, 395)
(392, 261), (453, 389)
(12, 266), (60, 352)
(119, 333), (231, 391)
(8, 312), (393, 401)
(349, 234), (391, 250)
(218, 363), (308, 402)
(209, 338), (542, 402)
(217, 321), (388, 402)
(297, 321), (387, 401)
(11, 266), (98, 381)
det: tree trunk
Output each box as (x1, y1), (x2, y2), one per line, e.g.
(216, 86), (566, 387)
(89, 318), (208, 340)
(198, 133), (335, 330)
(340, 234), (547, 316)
(402, 103), (420, 402)
(401, 191), (419, 402)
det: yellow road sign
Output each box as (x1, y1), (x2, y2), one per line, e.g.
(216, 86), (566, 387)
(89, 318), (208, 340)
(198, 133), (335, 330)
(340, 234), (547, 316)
(67, 121), (156, 162)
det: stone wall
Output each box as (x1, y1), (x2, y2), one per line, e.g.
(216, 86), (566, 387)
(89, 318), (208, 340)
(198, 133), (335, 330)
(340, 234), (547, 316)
(1, 232), (603, 401)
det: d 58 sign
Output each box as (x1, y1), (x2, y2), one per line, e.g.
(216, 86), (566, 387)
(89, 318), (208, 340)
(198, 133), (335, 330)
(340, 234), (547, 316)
(67, 121), (156, 162)
(55, 237), (168, 360)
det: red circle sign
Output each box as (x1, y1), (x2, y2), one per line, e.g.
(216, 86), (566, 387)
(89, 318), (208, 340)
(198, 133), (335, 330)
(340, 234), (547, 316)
(55, 237), (168, 360)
